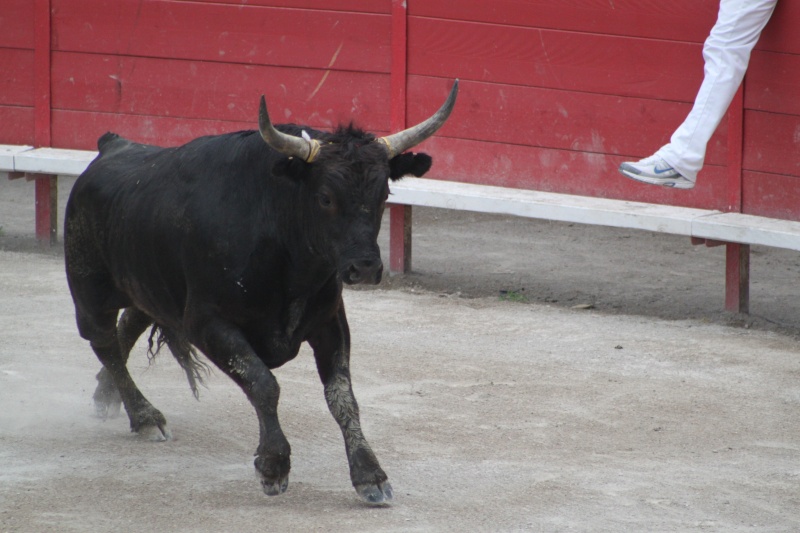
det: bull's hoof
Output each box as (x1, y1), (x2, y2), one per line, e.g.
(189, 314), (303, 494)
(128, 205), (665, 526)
(136, 423), (172, 442)
(130, 406), (171, 441)
(355, 481), (393, 505)
(93, 377), (122, 420)
(254, 454), (290, 496)
(94, 396), (122, 419)
(259, 475), (289, 496)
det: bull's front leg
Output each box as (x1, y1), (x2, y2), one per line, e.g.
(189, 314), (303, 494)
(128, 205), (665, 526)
(309, 305), (392, 504)
(189, 316), (291, 496)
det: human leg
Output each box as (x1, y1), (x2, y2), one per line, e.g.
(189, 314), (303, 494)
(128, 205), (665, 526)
(621, 0), (777, 187)
(658, 0), (777, 182)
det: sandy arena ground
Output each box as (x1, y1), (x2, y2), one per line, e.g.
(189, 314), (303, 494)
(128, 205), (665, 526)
(1, 176), (799, 532)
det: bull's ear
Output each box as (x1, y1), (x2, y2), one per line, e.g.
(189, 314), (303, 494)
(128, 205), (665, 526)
(389, 152), (432, 181)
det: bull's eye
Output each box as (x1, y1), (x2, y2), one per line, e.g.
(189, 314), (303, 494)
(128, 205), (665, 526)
(318, 192), (333, 209)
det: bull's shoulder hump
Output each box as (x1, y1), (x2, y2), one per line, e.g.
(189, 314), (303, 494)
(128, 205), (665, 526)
(97, 132), (131, 153)
(97, 132), (167, 157)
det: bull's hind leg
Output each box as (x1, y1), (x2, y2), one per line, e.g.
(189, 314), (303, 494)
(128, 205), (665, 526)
(309, 305), (392, 505)
(93, 307), (152, 419)
(66, 212), (170, 440)
(76, 307), (171, 441)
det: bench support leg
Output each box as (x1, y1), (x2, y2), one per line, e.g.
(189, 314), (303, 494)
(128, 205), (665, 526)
(725, 243), (750, 314)
(388, 204), (412, 274)
(34, 174), (58, 246)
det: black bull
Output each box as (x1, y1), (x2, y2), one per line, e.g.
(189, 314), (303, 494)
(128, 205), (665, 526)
(64, 81), (458, 504)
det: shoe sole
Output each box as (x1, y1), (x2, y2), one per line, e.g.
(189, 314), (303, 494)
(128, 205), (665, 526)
(618, 167), (695, 190)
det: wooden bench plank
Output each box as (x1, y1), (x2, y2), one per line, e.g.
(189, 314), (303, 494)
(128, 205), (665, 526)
(390, 177), (719, 236)
(388, 177), (800, 316)
(5, 146), (92, 247)
(693, 212), (800, 252)
(0, 144), (33, 171)
(14, 147), (96, 175)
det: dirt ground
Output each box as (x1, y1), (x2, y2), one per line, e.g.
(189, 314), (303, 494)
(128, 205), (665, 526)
(1, 176), (799, 532)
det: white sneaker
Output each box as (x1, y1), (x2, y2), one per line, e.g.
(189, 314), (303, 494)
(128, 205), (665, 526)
(619, 155), (695, 190)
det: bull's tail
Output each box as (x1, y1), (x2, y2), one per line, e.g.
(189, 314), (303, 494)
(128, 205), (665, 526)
(146, 325), (210, 399)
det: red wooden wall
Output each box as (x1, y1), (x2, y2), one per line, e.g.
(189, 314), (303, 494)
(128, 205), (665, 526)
(1, 0), (798, 220)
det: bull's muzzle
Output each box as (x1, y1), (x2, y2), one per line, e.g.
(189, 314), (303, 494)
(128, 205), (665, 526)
(344, 258), (383, 285)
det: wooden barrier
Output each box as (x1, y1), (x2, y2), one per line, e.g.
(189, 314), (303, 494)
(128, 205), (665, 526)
(4, 145), (800, 314)
(1, 1), (798, 314)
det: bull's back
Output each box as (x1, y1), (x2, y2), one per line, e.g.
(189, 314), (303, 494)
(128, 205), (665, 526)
(65, 130), (277, 330)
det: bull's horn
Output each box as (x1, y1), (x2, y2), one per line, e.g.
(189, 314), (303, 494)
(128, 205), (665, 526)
(378, 79), (459, 159)
(258, 95), (322, 163)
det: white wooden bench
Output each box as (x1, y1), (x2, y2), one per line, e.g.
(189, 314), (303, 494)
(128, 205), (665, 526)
(3, 144), (799, 314)
(2, 145), (97, 244)
(387, 179), (800, 314)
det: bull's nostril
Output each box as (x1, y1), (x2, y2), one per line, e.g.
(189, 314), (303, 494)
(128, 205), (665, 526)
(348, 265), (362, 282)
(344, 258), (383, 284)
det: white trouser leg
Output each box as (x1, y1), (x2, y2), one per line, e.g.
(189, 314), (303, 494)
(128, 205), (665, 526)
(657, 0), (777, 182)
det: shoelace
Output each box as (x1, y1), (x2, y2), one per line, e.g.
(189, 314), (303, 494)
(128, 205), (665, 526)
(639, 156), (673, 172)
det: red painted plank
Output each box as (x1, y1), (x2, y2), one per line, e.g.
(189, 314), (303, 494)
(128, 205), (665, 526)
(755, 0), (800, 55)
(0, 49), (35, 106)
(51, 110), (253, 150)
(34, 0), (51, 147)
(52, 102), (393, 152)
(726, 86), (744, 213)
(743, 110), (800, 178)
(405, 77), (729, 167)
(387, 0), (410, 274)
(182, 0), (390, 14)
(409, 0), (717, 44)
(0, 106), (35, 145)
(52, 0), (391, 73)
(407, 18), (706, 102)
(34, 175), (57, 245)
(416, 136), (729, 211)
(51, 52), (391, 132)
(745, 50), (800, 116)
(742, 170), (800, 222)
(388, 204), (412, 273)
(725, 243), (750, 314)
(390, 0), (407, 132)
(0, 0), (34, 49)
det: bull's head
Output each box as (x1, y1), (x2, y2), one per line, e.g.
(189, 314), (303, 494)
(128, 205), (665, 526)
(258, 80), (459, 285)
